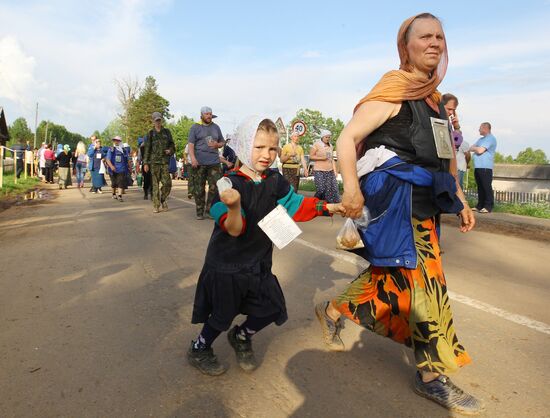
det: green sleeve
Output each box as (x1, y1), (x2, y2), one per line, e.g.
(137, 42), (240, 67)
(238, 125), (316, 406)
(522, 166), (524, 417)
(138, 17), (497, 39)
(143, 132), (151, 164)
(167, 129), (176, 155)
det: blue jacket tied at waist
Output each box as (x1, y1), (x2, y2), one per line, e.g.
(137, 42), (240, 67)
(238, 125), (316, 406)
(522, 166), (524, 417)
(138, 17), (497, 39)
(356, 157), (463, 269)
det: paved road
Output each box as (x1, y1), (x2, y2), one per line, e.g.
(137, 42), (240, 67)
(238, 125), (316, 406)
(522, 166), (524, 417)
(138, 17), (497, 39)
(1, 183), (549, 418)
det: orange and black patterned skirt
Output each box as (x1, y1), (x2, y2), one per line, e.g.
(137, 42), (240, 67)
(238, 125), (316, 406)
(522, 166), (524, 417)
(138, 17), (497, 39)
(334, 217), (471, 374)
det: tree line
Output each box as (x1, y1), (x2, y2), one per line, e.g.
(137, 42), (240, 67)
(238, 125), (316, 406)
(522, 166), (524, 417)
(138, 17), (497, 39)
(495, 148), (548, 165)
(7, 75), (548, 165)
(7, 117), (86, 150)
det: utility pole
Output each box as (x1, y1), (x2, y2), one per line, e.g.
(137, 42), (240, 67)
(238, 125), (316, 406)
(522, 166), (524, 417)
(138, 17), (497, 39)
(34, 102), (38, 149)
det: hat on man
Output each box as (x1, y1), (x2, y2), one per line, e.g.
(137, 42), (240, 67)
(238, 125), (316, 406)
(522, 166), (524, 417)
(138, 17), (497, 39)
(200, 106), (218, 118)
(151, 112), (163, 121)
(112, 136), (122, 142)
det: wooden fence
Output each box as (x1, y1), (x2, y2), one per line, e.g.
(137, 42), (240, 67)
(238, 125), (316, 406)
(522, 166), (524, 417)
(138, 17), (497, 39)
(463, 188), (549, 205)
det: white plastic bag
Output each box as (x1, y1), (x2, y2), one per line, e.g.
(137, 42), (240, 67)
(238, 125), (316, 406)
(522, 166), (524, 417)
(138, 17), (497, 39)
(336, 218), (364, 250)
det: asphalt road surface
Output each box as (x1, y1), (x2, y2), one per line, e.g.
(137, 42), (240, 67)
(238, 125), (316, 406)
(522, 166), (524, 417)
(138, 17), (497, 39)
(1, 182), (549, 418)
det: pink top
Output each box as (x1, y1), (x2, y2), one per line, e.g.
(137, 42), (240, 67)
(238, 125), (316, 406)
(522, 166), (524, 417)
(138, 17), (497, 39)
(43, 149), (55, 160)
(309, 142), (334, 171)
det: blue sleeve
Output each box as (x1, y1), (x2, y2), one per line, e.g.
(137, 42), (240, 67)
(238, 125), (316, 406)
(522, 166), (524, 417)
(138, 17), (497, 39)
(488, 136), (497, 151)
(188, 125), (197, 144)
(106, 148), (113, 161)
(478, 136), (494, 150)
(217, 125), (224, 143)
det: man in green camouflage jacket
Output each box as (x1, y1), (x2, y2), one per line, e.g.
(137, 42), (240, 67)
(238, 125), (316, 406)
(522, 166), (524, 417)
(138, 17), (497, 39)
(143, 112), (176, 213)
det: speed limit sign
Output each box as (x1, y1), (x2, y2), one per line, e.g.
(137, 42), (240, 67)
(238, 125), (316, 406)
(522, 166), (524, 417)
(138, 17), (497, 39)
(291, 120), (307, 136)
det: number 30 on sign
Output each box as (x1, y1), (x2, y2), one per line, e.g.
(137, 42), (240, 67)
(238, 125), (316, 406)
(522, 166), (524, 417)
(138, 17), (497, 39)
(291, 120), (307, 136)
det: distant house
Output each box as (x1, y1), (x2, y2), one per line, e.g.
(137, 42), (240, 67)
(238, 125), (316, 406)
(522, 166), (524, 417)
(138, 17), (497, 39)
(493, 164), (550, 194)
(0, 107), (8, 146)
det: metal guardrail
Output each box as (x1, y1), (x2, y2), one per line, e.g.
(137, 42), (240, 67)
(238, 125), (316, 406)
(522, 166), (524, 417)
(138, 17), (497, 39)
(463, 188), (549, 205)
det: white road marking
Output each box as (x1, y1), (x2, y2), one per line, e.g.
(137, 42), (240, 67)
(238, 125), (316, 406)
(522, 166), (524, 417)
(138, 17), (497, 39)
(296, 237), (550, 336)
(172, 193), (550, 335)
(447, 291), (550, 335)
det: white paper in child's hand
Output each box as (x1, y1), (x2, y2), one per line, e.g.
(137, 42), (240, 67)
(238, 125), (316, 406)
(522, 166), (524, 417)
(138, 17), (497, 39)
(216, 177), (233, 194)
(258, 205), (302, 249)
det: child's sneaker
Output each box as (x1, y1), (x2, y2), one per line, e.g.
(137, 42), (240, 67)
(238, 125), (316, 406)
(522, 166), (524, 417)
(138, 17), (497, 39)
(227, 326), (257, 372)
(413, 372), (484, 415)
(315, 301), (345, 351)
(187, 341), (227, 376)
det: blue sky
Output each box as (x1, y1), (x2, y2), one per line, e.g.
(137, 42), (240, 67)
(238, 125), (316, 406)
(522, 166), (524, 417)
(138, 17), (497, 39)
(1, 0), (549, 157)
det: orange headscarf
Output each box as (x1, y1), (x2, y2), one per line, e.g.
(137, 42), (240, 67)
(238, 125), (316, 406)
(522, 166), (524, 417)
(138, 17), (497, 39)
(354, 13), (448, 114)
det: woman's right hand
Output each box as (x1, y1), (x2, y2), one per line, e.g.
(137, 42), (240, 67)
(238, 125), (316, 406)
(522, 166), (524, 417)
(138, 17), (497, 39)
(341, 186), (364, 218)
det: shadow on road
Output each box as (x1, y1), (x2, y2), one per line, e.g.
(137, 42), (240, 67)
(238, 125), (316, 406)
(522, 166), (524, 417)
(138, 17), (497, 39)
(285, 330), (451, 418)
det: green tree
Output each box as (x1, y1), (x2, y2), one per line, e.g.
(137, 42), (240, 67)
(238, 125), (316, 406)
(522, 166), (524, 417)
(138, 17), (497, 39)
(494, 152), (514, 164)
(288, 109), (345, 152)
(35, 120), (86, 150)
(101, 118), (125, 143)
(514, 147), (548, 165)
(126, 76), (171, 148)
(8, 117), (33, 145)
(166, 115), (195, 158)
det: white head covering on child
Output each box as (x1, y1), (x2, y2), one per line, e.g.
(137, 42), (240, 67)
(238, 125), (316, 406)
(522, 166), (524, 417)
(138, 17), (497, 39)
(232, 115), (266, 168)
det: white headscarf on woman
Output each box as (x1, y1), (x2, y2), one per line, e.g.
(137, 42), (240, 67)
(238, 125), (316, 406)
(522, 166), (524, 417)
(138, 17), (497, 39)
(231, 115), (266, 169)
(315, 128), (332, 149)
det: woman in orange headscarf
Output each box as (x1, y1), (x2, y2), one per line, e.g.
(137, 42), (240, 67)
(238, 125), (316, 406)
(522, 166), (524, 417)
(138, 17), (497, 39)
(315, 13), (483, 415)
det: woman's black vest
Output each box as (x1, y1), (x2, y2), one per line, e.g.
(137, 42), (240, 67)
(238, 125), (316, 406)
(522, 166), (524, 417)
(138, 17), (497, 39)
(363, 100), (449, 219)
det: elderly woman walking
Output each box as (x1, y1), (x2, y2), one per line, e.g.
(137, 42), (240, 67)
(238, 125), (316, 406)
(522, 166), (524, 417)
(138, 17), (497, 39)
(56, 144), (73, 189)
(309, 129), (340, 203)
(87, 138), (105, 193)
(314, 13), (483, 415)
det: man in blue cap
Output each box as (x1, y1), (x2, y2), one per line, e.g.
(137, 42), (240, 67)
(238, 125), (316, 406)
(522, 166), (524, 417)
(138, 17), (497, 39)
(187, 106), (225, 220)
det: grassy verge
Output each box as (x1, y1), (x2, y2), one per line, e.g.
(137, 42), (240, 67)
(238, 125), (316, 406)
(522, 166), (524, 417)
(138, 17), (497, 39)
(464, 197), (550, 219)
(1, 174), (41, 199)
(492, 203), (550, 219)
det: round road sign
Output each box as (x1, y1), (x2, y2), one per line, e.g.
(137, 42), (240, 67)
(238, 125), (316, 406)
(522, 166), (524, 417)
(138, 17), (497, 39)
(291, 120), (307, 136)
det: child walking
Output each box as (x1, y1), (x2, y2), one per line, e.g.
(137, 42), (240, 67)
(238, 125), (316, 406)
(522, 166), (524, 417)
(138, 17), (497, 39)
(188, 116), (341, 375)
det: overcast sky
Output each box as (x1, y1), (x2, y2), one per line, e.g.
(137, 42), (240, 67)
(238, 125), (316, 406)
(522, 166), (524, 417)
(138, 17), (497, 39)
(1, 0), (549, 156)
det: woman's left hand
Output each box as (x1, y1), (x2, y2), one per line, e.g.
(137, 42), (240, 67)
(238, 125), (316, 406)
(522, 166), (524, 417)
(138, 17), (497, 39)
(458, 205), (475, 233)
